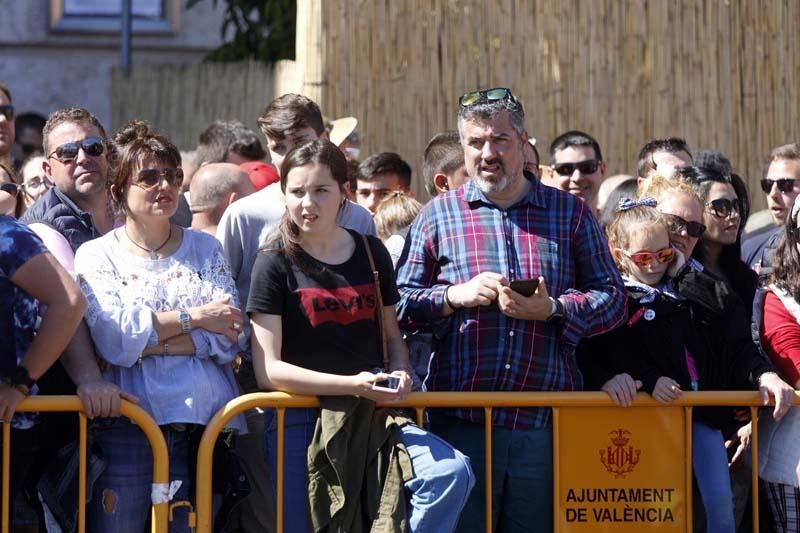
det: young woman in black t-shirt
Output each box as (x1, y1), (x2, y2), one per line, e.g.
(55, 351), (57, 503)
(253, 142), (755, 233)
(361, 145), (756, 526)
(247, 140), (473, 532)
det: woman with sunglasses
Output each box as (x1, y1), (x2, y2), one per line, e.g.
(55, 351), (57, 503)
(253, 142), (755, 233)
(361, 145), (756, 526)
(578, 198), (790, 533)
(74, 121), (245, 533)
(20, 155), (50, 209)
(0, 161), (26, 218)
(680, 166), (758, 317)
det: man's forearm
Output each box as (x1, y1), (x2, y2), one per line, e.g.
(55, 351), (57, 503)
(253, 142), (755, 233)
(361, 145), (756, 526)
(59, 319), (104, 385)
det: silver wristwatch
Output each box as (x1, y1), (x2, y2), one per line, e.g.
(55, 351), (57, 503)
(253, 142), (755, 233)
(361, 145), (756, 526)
(179, 308), (192, 333)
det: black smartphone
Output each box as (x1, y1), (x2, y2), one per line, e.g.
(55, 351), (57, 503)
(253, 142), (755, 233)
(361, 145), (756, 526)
(372, 375), (401, 392)
(509, 278), (539, 297)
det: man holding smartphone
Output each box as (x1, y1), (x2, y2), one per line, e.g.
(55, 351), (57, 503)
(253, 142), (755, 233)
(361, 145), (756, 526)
(396, 87), (626, 532)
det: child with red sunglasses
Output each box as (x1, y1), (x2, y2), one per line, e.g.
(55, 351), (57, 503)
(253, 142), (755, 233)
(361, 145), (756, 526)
(578, 197), (786, 533)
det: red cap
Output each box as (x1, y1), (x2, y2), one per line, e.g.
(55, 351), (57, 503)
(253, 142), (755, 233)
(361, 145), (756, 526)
(240, 161), (279, 191)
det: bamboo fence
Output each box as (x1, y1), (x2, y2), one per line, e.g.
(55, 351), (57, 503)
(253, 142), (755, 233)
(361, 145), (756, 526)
(110, 0), (800, 209)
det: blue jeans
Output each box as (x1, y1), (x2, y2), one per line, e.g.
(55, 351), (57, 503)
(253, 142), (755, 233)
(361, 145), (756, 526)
(429, 414), (553, 533)
(692, 420), (735, 533)
(264, 408), (474, 532)
(88, 419), (197, 533)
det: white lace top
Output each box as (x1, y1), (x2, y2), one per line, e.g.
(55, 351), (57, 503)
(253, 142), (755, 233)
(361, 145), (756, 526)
(75, 228), (245, 430)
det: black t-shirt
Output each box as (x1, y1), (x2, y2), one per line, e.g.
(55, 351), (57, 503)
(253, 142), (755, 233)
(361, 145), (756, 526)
(247, 230), (399, 376)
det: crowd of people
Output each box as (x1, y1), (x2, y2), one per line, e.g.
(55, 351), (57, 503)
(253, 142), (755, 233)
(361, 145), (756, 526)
(1, 79), (800, 533)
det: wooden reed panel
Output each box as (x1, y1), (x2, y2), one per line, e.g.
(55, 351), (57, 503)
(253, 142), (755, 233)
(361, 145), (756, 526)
(110, 60), (282, 150)
(315, 0), (800, 207)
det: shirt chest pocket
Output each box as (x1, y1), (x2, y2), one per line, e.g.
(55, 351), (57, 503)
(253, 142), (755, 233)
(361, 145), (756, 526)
(519, 239), (560, 280)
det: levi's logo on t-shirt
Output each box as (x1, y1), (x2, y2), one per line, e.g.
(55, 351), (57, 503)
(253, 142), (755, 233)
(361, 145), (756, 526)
(296, 284), (377, 327)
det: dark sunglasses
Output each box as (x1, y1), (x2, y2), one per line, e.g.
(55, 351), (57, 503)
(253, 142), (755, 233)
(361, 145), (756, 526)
(663, 213), (706, 238)
(552, 159), (601, 176)
(760, 178), (799, 194)
(621, 247), (676, 268)
(134, 167), (184, 191)
(0, 183), (20, 197)
(0, 105), (14, 121)
(459, 87), (516, 108)
(48, 136), (105, 163)
(706, 198), (741, 218)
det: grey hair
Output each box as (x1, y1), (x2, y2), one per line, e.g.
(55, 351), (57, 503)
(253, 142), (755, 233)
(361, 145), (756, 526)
(457, 98), (526, 139)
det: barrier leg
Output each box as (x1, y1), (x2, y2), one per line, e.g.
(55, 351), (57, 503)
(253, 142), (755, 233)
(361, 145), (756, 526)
(2, 423), (9, 533)
(552, 408), (560, 533)
(276, 407), (285, 533)
(750, 407), (759, 533)
(684, 407), (693, 532)
(483, 407), (492, 533)
(78, 414), (87, 533)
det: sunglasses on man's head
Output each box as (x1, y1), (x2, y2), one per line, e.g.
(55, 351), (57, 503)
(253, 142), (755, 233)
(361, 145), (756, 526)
(621, 247), (676, 268)
(0, 105), (14, 122)
(760, 178), (799, 194)
(706, 198), (741, 218)
(133, 167), (183, 191)
(552, 159), (601, 176)
(663, 213), (706, 238)
(48, 136), (105, 163)
(0, 183), (20, 197)
(459, 87), (516, 108)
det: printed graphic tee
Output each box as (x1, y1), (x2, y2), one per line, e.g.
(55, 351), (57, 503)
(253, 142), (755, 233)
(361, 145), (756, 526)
(247, 230), (399, 376)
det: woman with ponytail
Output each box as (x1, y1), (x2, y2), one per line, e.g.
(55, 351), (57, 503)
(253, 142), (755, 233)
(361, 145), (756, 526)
(74, 121), (244, 532)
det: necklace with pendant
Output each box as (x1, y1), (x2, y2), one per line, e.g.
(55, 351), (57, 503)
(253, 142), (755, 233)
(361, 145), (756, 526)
(124, 225), (173, 260)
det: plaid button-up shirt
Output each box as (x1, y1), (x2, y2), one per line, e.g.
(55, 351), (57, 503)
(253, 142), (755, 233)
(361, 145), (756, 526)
(396, 178), (626, 429)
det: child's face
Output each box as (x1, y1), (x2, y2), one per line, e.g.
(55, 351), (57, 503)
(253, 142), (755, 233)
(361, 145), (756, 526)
(616, 226), (673, 286)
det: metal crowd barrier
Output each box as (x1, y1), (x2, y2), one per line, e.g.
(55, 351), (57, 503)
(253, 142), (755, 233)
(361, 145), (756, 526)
(193, 391), (800, 533)
(0, 396), (170, 533)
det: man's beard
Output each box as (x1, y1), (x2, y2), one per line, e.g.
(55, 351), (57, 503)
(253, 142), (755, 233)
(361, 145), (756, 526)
(472, 158), (514, 194)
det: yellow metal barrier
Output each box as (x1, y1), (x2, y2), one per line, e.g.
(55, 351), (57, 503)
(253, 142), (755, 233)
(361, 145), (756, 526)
(0, 396), (170, 533)
(193, 391), (800, 533)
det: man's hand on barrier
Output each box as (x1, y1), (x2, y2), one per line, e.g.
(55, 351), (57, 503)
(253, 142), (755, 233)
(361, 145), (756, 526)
(445, 272), (507, 311)
(0, 383), (25, 422)
(601, 373), (643, 407)
(757, 371), (794, 421)
(77, 380), (140, 418)
(498, 276), (552, 321)
(725, 422), (752, 466)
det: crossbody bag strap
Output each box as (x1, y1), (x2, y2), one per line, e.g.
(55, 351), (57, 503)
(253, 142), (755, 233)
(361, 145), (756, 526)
(361, 234), (389, 370)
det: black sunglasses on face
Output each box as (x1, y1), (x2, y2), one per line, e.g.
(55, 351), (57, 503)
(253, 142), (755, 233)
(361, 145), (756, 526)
(0, 105), (14, 121)
(134, 167), (184, 191)
(663, 213), (706, 238)
(0, 183), (19, 197)
(459, 87), (517, 108)
(706, 198), (741, 218)
(552, 159), (601, 176)
(760, 178), (799, 194)
(48, 136), (105, 163)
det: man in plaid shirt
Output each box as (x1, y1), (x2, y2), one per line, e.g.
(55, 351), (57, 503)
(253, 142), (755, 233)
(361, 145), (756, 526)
(396, 87), (626, 532)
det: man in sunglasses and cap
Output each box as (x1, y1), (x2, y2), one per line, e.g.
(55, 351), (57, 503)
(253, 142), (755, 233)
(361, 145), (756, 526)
(396, 87), (626, 532)
(743, 143), (800, 275)
(544, 130), (607, 215)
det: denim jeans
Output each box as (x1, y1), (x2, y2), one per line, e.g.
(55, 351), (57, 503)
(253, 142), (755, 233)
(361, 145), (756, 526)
(692, 420), (735, 533)
(264, 407), (474, 532)
(88, 419), (198, 533)
(429, 414), (553, 533)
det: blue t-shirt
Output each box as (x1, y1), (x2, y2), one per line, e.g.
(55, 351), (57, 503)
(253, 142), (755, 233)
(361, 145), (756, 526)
(0, 215), (47, 377)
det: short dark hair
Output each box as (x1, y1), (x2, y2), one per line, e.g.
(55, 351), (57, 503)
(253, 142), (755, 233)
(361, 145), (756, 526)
(15, 112), (47, 138)
(197, 120), (266, 164)
(0, 82), (11, 102)
(549, 130), (602, 162)
(257, 94), (325, 142)
(43, 107), (106, 155)
(423, 131), (463, 196)
(358, 152), (412, 189)
(692, 149), (731, 177)
(636, 137), (691, 178)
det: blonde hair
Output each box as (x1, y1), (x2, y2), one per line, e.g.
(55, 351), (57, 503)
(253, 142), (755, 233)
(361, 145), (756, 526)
(638, 174), (703, 211)
(374, 191), (422, 241)
(606, 202), (668, 275)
